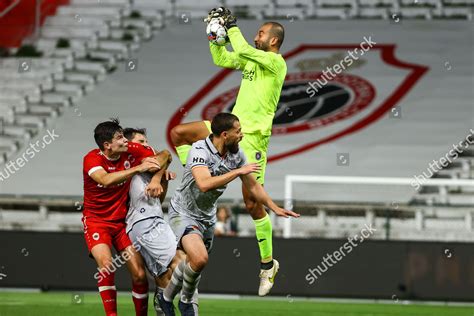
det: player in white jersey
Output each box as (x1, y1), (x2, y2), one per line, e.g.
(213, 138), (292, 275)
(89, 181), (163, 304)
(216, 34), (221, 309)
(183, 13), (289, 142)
(159, 113), (299, 316)
(123, 128), (198, 316)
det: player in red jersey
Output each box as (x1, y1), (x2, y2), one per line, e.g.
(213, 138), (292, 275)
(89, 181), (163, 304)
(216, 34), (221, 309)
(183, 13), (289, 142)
(82, 118), (171, 316)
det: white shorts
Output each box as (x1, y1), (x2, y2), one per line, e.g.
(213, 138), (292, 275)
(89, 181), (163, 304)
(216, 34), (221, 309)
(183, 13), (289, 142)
(128, 217), (177, 277)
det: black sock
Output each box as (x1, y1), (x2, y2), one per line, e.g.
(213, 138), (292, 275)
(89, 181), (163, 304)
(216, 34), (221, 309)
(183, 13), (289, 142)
(260, 261), (274, 270)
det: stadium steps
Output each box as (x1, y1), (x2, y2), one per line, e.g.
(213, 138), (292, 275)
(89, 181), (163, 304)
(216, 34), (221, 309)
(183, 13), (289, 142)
(411, 140), (474, 207)
(0, 0), (165, 163)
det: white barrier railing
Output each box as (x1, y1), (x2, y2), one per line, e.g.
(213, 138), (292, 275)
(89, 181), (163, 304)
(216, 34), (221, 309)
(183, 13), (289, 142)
(283, 175), (474, 238)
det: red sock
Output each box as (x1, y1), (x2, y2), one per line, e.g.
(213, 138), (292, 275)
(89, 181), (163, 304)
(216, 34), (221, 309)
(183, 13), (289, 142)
(98, 271), (117, 316)
(132, 282), (149, 316)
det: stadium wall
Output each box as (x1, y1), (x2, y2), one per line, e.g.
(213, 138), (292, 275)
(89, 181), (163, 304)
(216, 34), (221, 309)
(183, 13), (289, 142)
(1, 231), (473, 301)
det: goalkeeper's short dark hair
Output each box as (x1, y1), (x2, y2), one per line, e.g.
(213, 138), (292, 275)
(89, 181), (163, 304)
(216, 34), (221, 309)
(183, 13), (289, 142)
(123, 127), (147, 141)
(265, 21), (285, 49)
(211, 113), (240, 136)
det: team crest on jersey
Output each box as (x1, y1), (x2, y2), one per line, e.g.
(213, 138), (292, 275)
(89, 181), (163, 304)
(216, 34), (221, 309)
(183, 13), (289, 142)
(167, 44), (428, 163)
(124, 160), (131, 169)
(92, 232), (100, 241)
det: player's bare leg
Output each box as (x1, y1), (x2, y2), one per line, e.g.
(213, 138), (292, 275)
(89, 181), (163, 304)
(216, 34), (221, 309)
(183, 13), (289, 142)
(170, 121), (211, 166)
(123, 245), (149, 316)
(242, 183), (279, 296)
(91, 244), (118, 316)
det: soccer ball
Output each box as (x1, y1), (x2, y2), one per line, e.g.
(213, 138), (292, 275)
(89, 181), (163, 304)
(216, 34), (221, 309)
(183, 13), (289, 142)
(206, 19), (228, 46)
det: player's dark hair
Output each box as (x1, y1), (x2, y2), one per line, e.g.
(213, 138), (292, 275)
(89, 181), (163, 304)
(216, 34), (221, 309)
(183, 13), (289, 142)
(211, 113), (239, 136)
(123, 127), (147, 141)
(265, 21), (285, 49)
(94, 118), (123, 150)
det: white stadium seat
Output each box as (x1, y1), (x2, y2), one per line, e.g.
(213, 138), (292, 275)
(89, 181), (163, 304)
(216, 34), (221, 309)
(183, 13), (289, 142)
(358, 7), (389, 18)
(317, 0), (356, 7)
(43, 24), (110, 38)
(359, 0), (397, 6)
(275, 0), (313, 5)
(400, 0), (441, 6)
(57, 5), (127, 17)
(444, 0), (474, 5)
(312, 7), (349, 18)
(70, 0), (130, 5)
(436, 6), (473, 18)
(175, 0), (221, 8)
(399, 7), (433, 18)
(45, 15), (113, 27)
(41, 27), (101, 40)
(132, 0), (173, 15)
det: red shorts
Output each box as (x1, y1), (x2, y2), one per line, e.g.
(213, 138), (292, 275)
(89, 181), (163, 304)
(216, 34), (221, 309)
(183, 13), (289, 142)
(82, 216), (131, 253)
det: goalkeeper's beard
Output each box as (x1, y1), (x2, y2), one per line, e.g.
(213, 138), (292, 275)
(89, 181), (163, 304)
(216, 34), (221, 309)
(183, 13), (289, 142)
(255, 40), (270, 52)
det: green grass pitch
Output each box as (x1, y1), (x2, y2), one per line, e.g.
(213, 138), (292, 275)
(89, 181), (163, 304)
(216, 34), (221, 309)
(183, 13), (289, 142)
(0, 291), (473, 316)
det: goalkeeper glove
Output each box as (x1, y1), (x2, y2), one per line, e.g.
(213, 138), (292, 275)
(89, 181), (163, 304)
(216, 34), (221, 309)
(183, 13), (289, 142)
(204, 6), (229, 23)
(223, 13), (237, 30)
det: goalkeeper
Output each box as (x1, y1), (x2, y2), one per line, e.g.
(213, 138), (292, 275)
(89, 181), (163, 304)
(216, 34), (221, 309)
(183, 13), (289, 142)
(170, 7), (288, 296)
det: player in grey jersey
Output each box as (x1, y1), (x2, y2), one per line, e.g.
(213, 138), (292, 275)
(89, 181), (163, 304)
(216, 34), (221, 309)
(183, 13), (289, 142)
(159, 113), (299, 316)
(124, 128), (198, 316)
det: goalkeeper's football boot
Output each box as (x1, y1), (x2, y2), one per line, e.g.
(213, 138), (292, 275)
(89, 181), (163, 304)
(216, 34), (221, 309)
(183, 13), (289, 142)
(258, 259), (280, 296)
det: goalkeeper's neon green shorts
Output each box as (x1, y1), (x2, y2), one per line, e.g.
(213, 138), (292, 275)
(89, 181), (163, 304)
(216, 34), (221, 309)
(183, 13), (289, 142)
(204, 120), (269, 185)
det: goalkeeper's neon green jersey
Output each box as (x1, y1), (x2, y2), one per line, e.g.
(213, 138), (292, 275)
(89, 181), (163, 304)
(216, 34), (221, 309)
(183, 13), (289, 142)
(209, 27), (287, 136)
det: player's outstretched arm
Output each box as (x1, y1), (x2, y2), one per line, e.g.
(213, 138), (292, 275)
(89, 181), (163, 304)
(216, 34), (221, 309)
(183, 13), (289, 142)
(192, 163), (261, 192)
(240, 173), (300, 218)
(192, 165), (240, 192)
(170, 121), (211, 147)
(89, 157), (161, 188)
(206, 7), (246, 70)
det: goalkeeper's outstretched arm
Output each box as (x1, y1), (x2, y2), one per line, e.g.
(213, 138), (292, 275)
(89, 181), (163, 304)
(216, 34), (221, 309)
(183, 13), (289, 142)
(209, 42), (246, 70)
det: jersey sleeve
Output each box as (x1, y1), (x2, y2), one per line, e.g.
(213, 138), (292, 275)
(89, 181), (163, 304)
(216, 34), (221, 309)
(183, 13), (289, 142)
(187, 145), (210, 169)
(227, 27), (281, 74)
(83, 153), (104, 176)
(209, 42), (247, 70)
(127, 142), (155, 165)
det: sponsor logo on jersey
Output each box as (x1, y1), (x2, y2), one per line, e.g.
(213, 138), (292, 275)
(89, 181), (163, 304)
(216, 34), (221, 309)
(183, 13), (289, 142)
(242, 69), (255, 81)
(192, 157), (205, 164)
